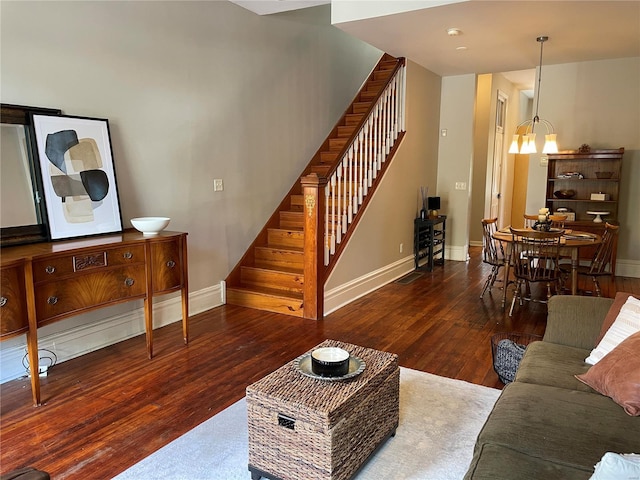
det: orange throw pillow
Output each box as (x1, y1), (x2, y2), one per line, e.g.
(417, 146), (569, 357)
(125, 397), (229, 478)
(576, 331), (640, 416)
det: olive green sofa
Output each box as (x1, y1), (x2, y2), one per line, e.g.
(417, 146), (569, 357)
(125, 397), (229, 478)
(464, 295), (640, 480)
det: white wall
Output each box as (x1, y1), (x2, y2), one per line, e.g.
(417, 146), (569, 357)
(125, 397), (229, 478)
(331, 0), (453, 23)
(436, 74), (476, 262)
(525, 57), (640, 275)
(0, 1), (382, 382)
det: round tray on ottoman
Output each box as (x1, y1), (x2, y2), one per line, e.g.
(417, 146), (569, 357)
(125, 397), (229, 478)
(491, 332), (542, 384)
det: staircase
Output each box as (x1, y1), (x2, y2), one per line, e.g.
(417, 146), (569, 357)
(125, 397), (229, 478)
(226, 54), (406, 319)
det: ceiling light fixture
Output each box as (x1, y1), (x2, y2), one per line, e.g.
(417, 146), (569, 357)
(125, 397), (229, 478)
(509, 36), (558, 155)
(447, 28), (462, 36)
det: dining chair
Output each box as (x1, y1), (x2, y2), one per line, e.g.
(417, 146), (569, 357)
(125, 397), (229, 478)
(509, 227), (563, 316)
(523, 214), (538, 228)
(560, 223), (619, 297)
(480, 218), (506, 298)
(549, 214), (568, 229)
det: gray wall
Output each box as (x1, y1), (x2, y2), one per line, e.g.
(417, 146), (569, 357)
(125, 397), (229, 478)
(0, 0), (382, 380)
(1, 0), (381, 293)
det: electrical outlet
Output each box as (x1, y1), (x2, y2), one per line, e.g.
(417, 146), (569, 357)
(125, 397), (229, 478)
(540, 155), (548, 166)
(455, 182), (467, 190)
(213, 179), (224, 192)
(399, 243), (403, 253)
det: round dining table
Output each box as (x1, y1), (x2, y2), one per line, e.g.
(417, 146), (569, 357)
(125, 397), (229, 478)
(492, 227), (602, 307)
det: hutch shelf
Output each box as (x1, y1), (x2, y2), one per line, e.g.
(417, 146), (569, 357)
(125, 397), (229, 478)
(545, 146), (623, 268)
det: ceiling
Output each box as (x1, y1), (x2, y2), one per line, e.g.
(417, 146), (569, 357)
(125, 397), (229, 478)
(230, 0), (640, 89)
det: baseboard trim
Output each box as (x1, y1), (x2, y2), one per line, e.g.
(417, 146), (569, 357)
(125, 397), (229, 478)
(616, 258), (640, 278)
(324, 256), (415, 316)
(446, 244), (469, 262)
(0, 283), (224, 384)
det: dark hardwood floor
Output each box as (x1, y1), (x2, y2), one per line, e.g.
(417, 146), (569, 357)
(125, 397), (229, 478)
(1, 247), (637, 479)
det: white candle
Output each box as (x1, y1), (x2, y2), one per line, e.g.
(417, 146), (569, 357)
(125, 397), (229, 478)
(538, 214), (547, 222)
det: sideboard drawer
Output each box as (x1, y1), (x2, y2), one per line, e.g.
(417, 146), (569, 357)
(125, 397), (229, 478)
(151, 240), (182, 293)
(35, 265), (146, 324)
(32, 245), (145, 283)
(0, 265), (29, 337)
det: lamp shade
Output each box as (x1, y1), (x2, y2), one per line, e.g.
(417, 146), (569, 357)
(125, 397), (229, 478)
(508, 135), (520, 154)
(427, 196), (441, 210)
(543, 134), (558, 154)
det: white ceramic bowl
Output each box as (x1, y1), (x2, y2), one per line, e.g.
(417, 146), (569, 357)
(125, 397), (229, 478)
(131, 217), (171, 235)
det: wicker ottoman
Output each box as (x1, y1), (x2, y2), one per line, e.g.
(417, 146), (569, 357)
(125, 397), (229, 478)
(246, 339), (399, 480)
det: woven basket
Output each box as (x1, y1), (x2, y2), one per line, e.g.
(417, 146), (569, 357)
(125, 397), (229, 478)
(247, 340), (399, 480)
(491, 332), (542, 384)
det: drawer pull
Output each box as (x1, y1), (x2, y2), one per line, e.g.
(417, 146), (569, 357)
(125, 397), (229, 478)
(47, 296), (58, 305)
(124, 278), (135, 287)
(166, 260), (176, 268)
(0, 297), (7, 307)
(45, 265), (56, 274)
(123, 252), (133, 259)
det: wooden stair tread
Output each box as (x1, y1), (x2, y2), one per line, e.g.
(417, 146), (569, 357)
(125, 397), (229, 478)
(242, 264), (303, 275)
(225, 287), (304, 317)
(255, 245), (303, 254)
(228, 284), (303, 299)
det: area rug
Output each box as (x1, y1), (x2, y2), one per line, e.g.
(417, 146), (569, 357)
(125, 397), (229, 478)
(114, 367), (500, 480)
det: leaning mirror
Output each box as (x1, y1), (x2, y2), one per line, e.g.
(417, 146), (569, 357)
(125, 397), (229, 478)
(1, 104), (61, 247)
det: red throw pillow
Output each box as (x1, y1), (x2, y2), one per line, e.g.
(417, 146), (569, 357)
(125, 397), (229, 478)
(576, 331), (640, 416)
(596, 292), (640, 345)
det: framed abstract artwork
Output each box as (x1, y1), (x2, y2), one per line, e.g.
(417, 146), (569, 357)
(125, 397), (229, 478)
(31, 114), (123, 240)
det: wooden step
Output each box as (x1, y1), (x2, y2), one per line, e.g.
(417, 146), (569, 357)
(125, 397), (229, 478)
(268, 228), (304, 248)
(337, 125), (356, 137)
(360, 90), (379, 100)
(226, 286), (303, 317)
(310, 164), (332, 176)
(255, 246), (304, 270)
(373, 69), (394, 81)
(352, 102), (372, 114)
(321, 151), (339, 163)
(240, 266), (303, 293)
(279, 210), (303, 229)
(329, 137), (348, 151)
(291, 195), (304, 211)
(345, 113), (363, 126)
(365, 79), (387, 90)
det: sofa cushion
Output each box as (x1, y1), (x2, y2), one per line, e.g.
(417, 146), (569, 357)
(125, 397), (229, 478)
(464, 443), (592, 480)
(577, 331), (640, 416)
(475, 383), (640, 472)
(515, 341), (594, 392)
(586, 295), (640, 365)
(596, 292), (640, 345)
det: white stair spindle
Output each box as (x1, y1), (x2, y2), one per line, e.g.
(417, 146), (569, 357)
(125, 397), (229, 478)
(358, 129), (364, 205)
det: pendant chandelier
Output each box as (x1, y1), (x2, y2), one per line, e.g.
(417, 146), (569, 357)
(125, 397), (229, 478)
(508, 36), (558, 155)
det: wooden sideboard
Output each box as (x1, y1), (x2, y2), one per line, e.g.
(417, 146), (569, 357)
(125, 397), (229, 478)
(0, 230), (188, 406)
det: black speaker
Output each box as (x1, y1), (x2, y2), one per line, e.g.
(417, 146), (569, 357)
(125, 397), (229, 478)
(427, 197), (441, 210)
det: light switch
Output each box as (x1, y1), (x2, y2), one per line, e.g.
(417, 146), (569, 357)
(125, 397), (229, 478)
(214, 179), (224, 192)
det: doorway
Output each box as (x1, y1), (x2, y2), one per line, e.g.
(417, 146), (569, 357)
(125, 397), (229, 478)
(490, 91), (508, 224)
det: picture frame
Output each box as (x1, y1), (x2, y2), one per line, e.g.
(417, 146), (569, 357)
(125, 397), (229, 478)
(31, 114), (123, 240)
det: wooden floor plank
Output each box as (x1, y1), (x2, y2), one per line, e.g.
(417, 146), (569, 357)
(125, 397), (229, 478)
(1, 246), (637, 479)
